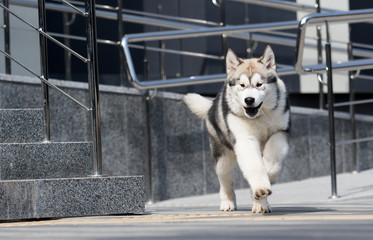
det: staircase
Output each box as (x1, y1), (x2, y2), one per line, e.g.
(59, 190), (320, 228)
(0, 107), (145, 220)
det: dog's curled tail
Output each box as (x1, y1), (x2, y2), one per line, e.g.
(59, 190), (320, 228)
(183, 93), (212, 120)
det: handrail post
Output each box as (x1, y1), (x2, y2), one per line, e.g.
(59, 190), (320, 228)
(325, 42), (338, 199)
(86, 0), (103, 177)
(38, 0), (50, 141)
(220, 0), (227, 70)
(63, 12), (72, 80)
(3, 0), (10, 74)
(157, 4), (166, 80)
(347, 42), (358, 173)
(315, 0), (324, 109)
(117, 0), (126, 86)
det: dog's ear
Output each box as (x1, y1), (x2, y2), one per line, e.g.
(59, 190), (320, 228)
(226, 49), (241, 74)
(259, 45), (276, 71)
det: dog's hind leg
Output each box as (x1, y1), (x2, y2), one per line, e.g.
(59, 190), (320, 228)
(263, 131), (289, 182)
(215, 150), (237, 211)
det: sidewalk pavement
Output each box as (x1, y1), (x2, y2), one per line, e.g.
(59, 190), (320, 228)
(152, 167), (373, 207)
(1, 169), (373, 240)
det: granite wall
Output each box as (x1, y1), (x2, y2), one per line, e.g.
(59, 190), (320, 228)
(1, 74), (373, 202)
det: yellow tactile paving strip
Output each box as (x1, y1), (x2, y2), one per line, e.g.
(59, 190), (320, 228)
(1, 206), (373, 228)
(0, 213), (373, 228)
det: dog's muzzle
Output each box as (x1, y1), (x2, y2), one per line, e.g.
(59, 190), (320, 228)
(244, 102), (263, 117)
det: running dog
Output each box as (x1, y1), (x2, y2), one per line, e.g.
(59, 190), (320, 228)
(183, 46), (290, 213)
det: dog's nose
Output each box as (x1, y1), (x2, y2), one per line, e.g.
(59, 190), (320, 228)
(244, 97), (255, 106)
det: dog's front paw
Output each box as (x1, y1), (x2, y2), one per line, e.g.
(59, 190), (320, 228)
(220, 200), (236, 211)
(252, 199), (271, 213)
(253, 188), (272, 200)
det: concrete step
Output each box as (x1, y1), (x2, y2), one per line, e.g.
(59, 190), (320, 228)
(0, 142), (92, 180)
(0, 176), (145, 220)
(0, 109), (44, 143)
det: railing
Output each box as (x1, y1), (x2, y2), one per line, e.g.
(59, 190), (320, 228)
(121, 8), (373, 89)
(120, 0), (373, 90)
(230, 0), (336, 13)
(294, 8), (373, 198)
(295, 9), (373, 74)
(8, 0), (373, 81)
(121, 20), (298, 90)
(0, 0), (104, 177)
(121, 4), (373, 199)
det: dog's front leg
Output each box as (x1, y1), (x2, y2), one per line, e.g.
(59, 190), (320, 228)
(250, 189), (272, 213)
(234, 138), (272, 213)
(263, 131), (289, 182)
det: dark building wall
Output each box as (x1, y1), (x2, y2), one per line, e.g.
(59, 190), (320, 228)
(350, 0), (373, 94)
(47, 0), (143, 85)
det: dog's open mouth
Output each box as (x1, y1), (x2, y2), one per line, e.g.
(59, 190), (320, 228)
(244, 102), (263, 117)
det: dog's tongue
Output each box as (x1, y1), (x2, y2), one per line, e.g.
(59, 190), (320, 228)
(245, 107), (258, 116)
(244, 102), (263, 117)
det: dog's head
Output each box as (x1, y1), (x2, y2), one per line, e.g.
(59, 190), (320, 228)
(226, 45), (278, 119)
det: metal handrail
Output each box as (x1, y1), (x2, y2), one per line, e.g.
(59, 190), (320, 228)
(60, 0), (87, 17)
(38, 0), (49, 141)
(228, 0), (336, 13)
(0, 47), (90, 111)
(3, 0), (10, 74)
(295, 9), (373, 199)
(5, 0), (373, 67)
(0, 4), (88, 63)
(121, 20), (299, 90)
(10, 0), (373, 62)
(0, 3), (90, 109)
(295, 8), (373, 75)
(122, 9), (373, 90)
(65, 0), (220, 27)
(5, 3), (372, 111)
(0, 0), (103, 177)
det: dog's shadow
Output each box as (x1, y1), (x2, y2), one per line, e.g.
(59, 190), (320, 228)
(236, 205), (335, 215)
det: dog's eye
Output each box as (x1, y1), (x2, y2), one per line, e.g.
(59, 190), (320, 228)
(240, 84), (245, 88)
(256, 83), (263, 87)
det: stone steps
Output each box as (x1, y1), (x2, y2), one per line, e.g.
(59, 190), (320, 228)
(0, 109), (44, 143)
(0, 105), (145, 220)
(0, 176), (145, 220)
(0, 142), (92, 180)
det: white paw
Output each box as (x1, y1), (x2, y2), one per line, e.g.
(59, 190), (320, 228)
(253, 187), (272, 200)
(252, 199), (271, 213)
(220, 200), (236, 211)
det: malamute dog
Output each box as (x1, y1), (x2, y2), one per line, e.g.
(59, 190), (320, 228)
(183, 46), (290, 213)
